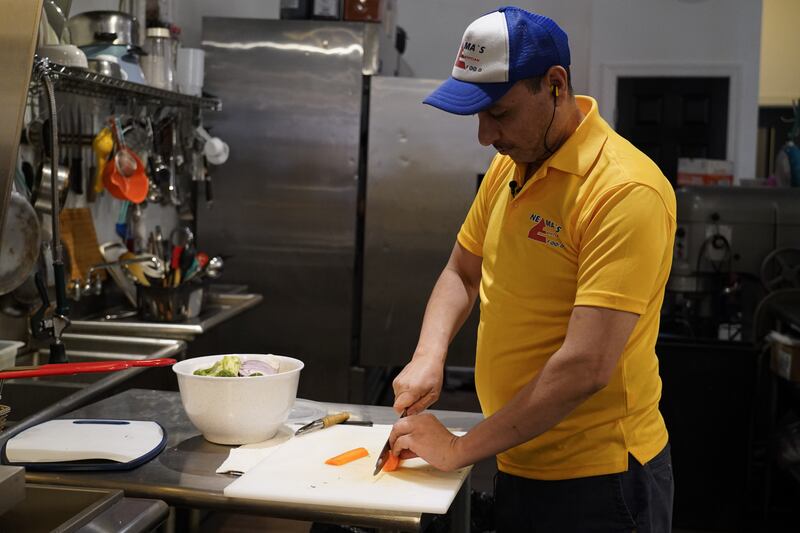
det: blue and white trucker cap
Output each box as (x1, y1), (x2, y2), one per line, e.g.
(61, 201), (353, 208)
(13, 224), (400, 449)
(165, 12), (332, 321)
(424, 6), (570, 115)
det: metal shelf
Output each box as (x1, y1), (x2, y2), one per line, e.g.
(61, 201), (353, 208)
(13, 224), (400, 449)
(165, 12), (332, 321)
(42, 61), (221, 111)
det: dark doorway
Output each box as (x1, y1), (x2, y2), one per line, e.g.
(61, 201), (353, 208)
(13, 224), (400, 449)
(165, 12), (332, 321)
(616, 77), (730, 183)
(757, 106), (795, 178)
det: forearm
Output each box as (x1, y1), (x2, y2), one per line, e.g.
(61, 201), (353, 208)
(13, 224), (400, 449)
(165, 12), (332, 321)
(454, 346), (601, 467)
(414, 265), (479, 363)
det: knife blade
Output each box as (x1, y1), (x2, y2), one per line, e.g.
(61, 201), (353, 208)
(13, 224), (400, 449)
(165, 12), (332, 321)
(373, 409), (407, 476)
(341, 420), (373, 427)
(294, 411), (351, 436)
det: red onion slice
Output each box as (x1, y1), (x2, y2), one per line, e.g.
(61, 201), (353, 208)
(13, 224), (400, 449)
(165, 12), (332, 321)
(239, 359), (279, 377)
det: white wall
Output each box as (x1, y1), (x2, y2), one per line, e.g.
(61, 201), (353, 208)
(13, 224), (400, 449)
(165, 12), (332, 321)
(396, 1), (593, 95)
(70, 0), (116, 13)
(70, 0), (762, 179)
(589, 0), (762, 180)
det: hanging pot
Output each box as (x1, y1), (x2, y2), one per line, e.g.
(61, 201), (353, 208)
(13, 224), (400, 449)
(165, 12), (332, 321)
(33, 160), (70, 215)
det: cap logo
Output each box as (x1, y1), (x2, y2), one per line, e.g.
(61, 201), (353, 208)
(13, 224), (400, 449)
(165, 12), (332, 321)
(451, 11), (509, 83)
(455, 41), (487, 71)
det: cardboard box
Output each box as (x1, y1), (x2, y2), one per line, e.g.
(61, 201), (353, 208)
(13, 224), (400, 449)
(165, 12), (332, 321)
(677, 158), (734, 186)
(344, 0), (395, 22)
(768, 331), (800, 382)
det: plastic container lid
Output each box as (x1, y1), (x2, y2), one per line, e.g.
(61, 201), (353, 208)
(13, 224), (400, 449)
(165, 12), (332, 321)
(0, 340), (25, 370)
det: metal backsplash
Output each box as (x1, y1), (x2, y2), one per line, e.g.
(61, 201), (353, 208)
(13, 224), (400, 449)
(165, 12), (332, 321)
(197, 18), (371, 401)
(674, 186), (800, 277)
(361, 76), (494, 368)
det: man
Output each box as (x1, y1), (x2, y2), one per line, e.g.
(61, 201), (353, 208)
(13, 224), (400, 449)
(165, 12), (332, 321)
(388, 7), (675, 532)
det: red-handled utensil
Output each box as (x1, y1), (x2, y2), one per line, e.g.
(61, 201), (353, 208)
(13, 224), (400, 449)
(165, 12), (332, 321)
(196, 252), (209, 269)
(0, 358), (177, 380)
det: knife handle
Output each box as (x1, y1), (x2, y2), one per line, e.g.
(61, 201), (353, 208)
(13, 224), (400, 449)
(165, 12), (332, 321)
(322, 412), (350, 428)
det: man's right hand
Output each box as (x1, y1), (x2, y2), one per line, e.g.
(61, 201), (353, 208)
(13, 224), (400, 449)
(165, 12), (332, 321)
(392, 354), (445, 415)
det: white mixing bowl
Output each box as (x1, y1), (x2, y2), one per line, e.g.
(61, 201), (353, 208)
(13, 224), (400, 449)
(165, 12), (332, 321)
(173, 354), (304, 444)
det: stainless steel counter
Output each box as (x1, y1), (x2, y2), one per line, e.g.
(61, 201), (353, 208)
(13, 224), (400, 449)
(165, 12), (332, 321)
(0, 482), (168, 533)
(23, 388), (484, 531)
(69, 293), (263, 341)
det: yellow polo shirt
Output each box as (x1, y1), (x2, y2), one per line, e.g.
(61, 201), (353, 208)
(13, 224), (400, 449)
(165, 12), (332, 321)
(458, 96), (676, 480)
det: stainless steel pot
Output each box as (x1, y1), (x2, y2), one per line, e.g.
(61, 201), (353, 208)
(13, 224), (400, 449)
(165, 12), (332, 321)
(87, 57), (124, 79)
(68, 11), (139, 47)
(34, 160), (70, 215)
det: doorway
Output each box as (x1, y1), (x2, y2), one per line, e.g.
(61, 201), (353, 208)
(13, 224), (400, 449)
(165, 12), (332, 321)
(615, 76), (730, 183)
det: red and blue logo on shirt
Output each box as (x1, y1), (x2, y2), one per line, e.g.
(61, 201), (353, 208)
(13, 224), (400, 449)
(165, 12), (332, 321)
(528, 213), (565, 248)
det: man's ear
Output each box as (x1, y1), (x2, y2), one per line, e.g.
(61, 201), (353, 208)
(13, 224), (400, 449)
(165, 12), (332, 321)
(546, 65), (568, 98)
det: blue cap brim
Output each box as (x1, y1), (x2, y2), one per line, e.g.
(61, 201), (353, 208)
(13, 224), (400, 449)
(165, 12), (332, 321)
(423, 77), (515, 115)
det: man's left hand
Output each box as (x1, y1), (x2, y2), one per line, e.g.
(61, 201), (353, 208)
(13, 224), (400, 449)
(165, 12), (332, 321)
(388, 413), (464, 471)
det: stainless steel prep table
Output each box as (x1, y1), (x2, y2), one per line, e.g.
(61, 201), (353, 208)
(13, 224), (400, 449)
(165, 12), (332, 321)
(22, 388), (484, 531)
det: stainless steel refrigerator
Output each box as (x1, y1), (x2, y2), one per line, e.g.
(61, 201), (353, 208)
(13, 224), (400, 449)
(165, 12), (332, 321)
(198, 17), (492, 402)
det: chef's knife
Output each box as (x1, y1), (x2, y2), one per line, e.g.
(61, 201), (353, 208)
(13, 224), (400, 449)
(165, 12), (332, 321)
(373, 409), (406, 476)
(294, 411), (351, 436)
(70, 104), (84, 194)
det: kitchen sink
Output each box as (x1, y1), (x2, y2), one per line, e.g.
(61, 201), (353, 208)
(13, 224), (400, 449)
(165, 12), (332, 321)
(28, 333), (186, 363)
(13, 333), (186, 385)
(0, 334), (186, 428)
(69, 291), (263, 340)
(0, 484), (122, 532)
(1, 381), (85, 423)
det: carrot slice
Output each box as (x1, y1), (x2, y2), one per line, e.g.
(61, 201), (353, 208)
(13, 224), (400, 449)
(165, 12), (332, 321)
(325, 447), (369, 466)
(382, 452), (401, 472)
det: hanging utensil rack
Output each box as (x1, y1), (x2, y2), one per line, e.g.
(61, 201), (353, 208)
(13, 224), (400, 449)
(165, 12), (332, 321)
(34, 59), (221, 111)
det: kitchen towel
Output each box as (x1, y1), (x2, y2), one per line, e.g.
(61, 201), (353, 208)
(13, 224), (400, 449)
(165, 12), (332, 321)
(215, 424), (295, 475)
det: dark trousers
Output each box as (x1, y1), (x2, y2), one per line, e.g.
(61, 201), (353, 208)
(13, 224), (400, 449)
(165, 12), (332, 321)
(494, 444), (674, 532)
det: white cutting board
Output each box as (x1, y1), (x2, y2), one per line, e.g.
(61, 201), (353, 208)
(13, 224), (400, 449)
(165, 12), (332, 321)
(5, 419), (164, 463)
(224, 424), (471, 514)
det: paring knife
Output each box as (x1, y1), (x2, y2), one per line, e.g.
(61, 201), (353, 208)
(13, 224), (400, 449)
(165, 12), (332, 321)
(373, 409), (407, 476)
(294, 412), (351, 436)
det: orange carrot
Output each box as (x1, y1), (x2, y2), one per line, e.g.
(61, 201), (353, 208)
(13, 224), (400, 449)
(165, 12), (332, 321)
(325, 447), (369, 466)
(382, 452), (401, 472)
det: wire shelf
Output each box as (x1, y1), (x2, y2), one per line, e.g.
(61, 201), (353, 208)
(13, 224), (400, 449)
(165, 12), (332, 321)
(42, 61), (222, 111)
